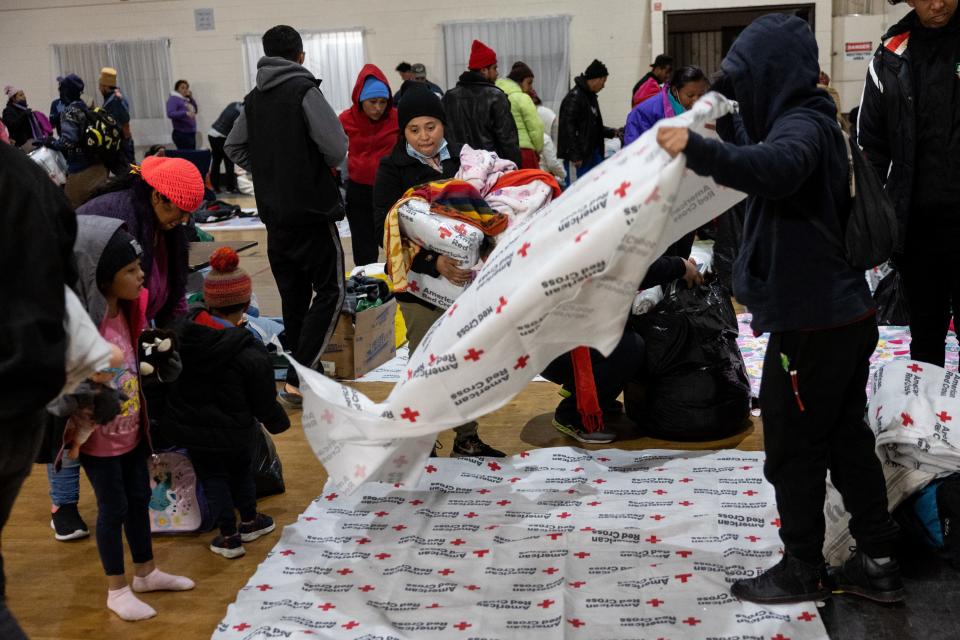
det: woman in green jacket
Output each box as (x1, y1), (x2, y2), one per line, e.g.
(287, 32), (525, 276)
(496, 62), (544, 169)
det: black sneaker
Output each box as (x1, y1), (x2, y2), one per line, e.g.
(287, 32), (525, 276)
(50, 503), (89, 541)
(210, 533), (246, 559)
(731, 554), (831, 604)
(551, 416), (617, 444)
(828, 548), (906, 604)
(239, 513), (275, 542)
(452, 434), (506, 458)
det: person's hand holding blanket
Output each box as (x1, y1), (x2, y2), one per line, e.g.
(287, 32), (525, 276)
(657, 126), (690, 158)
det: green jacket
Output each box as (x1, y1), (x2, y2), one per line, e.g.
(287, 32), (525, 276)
(495, 78), (544, 153)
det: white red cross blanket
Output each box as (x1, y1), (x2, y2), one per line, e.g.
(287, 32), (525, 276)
(295, 94), (746, 493)
(213, 448), (827, 640)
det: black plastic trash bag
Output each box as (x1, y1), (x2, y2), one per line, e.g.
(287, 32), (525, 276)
(252, 425), (285, 498)
(627, 279), (751, 440)
(874, 269), (910, 326)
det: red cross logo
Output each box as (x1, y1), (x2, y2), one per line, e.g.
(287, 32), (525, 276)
(324, 493), (338, 501)
(597, 456), (611, 462)
(233, 623), (251, 631)
(574, 552), (591, 559)
(908, 363), (924, 373)
(538, 599), (555, 609)
(392, 525), (407, 532)
(651, 514), (665, 521)
(356, 537), (370, 545)
(653, 489), (667, 495)
(496, 296), (508, 313)
(279, 549), (295, 556)
(509, 477), (521, 483)
(453, 622), (472, 631)
(375, 553), (391, 560)
(679, 477), (693, 483)
(569, 581), (586, 588)
(514, 355), (530, 370)
(304, 517), (317, 521)
(557, 512), (572, 519)
(321, 409), (334, 423)
(580, 526), (594, 532)
(745, 535), (761, 543)
(426, 603), (441, 609)
(335, 569), (352, 576)
(374, 511), (389, 517)
(587, 501), (602, 506)
(568, 619), (586, 628)
(342, 621), (359, 630)
(488, 461), (501, 471)
(798, 611), (817, 622)
(546, 532), (561, 540)
(679, 500), (694, 507)
(318, 603), (335, 611)
(740, 466), (753, 471)
(477, 489), (490, 494)
(498, 500), (512, 506)
(938, 411), (953, 422)
(407, 279), (419, 292)
(644, 186), (661, 204)
(447, 303), (458, 317)
(450, 538), (466, 546)
(594, 479), (606, 484)
(675, 573), (693, 583)
(543, 567), (559, 575)
(676, 550), (692, 558)
(255, 584), (272, 591)
(439, 226), (452, 239)
(464, 348), (484, 362)
(647, 598), (664, 607)
(473, 549), (490, 558)
(743, 490), (758, 496)
(354, 465), (366, 478)
(614, 181), (631, 198)
(771, 518), (782, 528)
(772, 635), (791, 640)
(464, 512), (479, 519)
(409, 499), (424, 505)
(682, 617), (701, 626)
(646, 535), (660, 544)
(453, 223), (467, 236)
(438, 568), (454, 576)
(520, 451), (530, 458)
(428, 353), (437, 365)
(424, 464), (438, 474)
(393, 455), (408, 468)
(464, 585), (480, 591)
(400, 407), (419, 422)
(517, 242), (531, 257)
(358, 584), (375, 592)
(901, 412), (914, 427)
(575, 230), (589, 243)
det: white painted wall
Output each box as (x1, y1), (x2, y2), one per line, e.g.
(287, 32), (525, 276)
(0, 0), (653, 149)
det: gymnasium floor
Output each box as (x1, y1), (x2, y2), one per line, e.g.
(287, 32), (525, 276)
(5, 197), (957, 639)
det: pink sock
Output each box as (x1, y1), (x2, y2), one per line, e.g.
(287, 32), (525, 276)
(107, 586), (156, 621)
(132, 568), (195, 593)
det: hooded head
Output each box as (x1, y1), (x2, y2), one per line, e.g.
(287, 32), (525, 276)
(58, 74), (84, 103)
(74, 215), (132, 327)
(720, 14), (833, 141)
(350, 63), (393, 122)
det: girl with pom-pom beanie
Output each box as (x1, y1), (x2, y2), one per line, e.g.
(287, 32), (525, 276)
(161, 247), (290, 559)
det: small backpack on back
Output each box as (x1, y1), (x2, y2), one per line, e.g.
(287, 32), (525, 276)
(838, 129), (898, 270)
(81, 105), (123, 161)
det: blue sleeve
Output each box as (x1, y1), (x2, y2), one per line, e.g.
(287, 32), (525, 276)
(624, 110), (642, 146)
(166, 98), (185, 119)
(684, 120), (821, 200)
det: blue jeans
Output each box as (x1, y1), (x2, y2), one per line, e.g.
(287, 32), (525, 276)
(47, 455), (80, 506)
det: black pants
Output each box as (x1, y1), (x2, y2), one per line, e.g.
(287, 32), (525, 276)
(208, 136), (237, 192)
(171, 130), (196, 150)
(899, 250), (960, 368)
(267, 223), (345, 388)
(0, 413), (45, 640)
(761, 315), (898, 563)
(81, 444), (154, 576)
(344, 180), (380, 267)
(190, 450), (256, 537)
(541, 330), (644, 423)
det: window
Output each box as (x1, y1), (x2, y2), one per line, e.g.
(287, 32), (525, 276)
(52, 39), (172, 120)
(441, 16), (571, 112)
(241, 29), (365, 114)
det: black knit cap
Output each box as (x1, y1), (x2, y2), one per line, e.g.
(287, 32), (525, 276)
(583, 59), (609, 80)
(97, 227), (142, 291)
(397, 83), (446, 130)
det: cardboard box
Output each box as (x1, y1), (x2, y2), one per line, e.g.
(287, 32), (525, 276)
(321, 298), (397, 379)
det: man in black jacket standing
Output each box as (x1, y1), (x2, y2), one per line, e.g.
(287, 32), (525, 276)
(858, 0), (960, 368)
(441, 40), (521, 166)
(0, 142), (77, 639)
(226, 25), (348, 405)
(658, 14), (903, 605)
(558, 59), (618, 182)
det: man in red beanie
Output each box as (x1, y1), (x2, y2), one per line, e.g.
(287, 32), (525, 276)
(441, 39), (521, 166)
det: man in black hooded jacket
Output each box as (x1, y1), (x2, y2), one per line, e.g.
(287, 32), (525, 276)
(658, 14), (903, 605)
(858, 0), (960, 368)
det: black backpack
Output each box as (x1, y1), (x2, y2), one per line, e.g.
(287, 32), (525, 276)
(816, 129), (898, 270)
(81, 105), (123, 161)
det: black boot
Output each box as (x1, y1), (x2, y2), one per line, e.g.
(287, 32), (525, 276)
(731, 554), (831, 604)
(828, 548), (905, 604)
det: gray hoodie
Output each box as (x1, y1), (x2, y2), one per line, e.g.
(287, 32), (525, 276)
(225, 56), (348, 170)
(74, 215), (126, 328)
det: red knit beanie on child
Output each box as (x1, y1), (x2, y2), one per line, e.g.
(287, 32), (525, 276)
(140, 155), (205, 213)
(468, 40), (497, 71)
(204, 247), (252, 309)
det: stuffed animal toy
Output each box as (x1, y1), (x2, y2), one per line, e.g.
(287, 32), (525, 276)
(138, 328), (182, 383)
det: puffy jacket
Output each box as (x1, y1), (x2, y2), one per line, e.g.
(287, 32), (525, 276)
(624, 85), (677, 146)
(166, 92), (198, 134)
(683, 14), (873, 334)
(557, 75), (617, 163)
(339, 64), (399, 186)
(161, 309), (289, 455)
(495, 77), (544, 152)
(442, 71), (521, 166)
(210, 101), (242, 137)
(858, 9), (960, 253)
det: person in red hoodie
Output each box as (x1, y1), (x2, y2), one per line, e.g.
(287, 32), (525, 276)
(339, 65), (399, 266)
